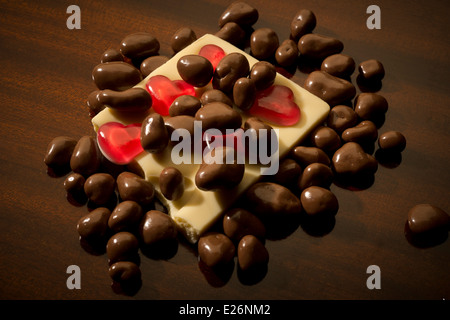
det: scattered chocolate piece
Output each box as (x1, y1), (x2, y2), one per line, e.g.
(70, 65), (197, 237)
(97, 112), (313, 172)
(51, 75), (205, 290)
(215, 22), (246, 47)
(119, 32), (160, 60)
(84, 173), (116, 205)
(326, 105), (358, 133)
(44, 136), (77, 167)
(116, 172), (155, 206)
(250, 28), (279, 60)
(100, 48), (124, 63)
(407, 204), (450, 235)
(300, 186), (339, 216)
(298, 163), (333, 190)
(169, 95), (202, 117)
(140, 113), (169, 153)
(298, 33), (343, 61)
(64, 172), (86, 196)
(159, 167), (184, 201)
(223, 208), (266, 241)
(304, 71), (356, 106)
(233, 77), (256, 111)
(321, 53), (355, 78)
(249, 61), (276, 91)
(77, 207), (111, 240)
(86, 90), (105, 115)
(309, 125), (341, 154)
(291, 146), (330, 167)
(273, 158), (302, 186)
(218, 1), (259, 28)
(108, 200), (143, 233)
(354, 93), (388, 122)
(198, 232), (236, 268)
(332, 142), (378, 177)
(70, 136), (101, 176)
(290, 9), (316, 41)
(237, 235), (269, 271)
(140, 55), (169, 77)
(195, 147), (245, 191)
(212, 52), (250, 93)
(109, 261), (141, 282)
(177, 54), (213, 87)
(378, 131), (406, 153)
(200, 89), (233, 107)
(358, 59), (385, 82)
(195, 101), (242, 132)
(92, 61), (143, 91)
(106, 231), (140, 263)
(139, 210), (178, 246)
(98, 87), (151, 113)
(341, 120), (378, 145)
(164, 115), (196, 138)
(275, 39), (299, 67)
(171, 27), (197, 53)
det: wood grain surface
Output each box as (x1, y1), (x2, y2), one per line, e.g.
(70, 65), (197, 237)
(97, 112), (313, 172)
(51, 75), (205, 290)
(0, 0), (449, 301)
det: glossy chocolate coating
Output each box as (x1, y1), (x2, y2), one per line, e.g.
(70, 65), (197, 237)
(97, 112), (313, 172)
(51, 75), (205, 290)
(233, 77), (256, 111)
(195, 101), (242, 132)
(164, 115), (196, 138)
(332, 142), (378, 177)
(177, 54), (213, 87)
(249, 61), (276, 91)
(92, 61), (142, 91)
(140, 113), (169, 153)
(358, 59), (385, 82)
(169, 95), (201, 117)
(290, 9), (316, 41)
(407, 204), (450, 234)
(77, 207), (111, 239)
(84, 173), (116, 205)
(140, 55), (169, 77)
(100, 48), (123, 63)
(212, 52), (250, 93)
(86, 90), (105, 115)
(298, 162), (333, 190)
(354, 93), (388, 121)
(215, 22), (246, 47)
(63, 173), (86, 195)
(243, 117), (275, 158)
(321, 53), (355, 78)
(237, 235), (269, 271)
(171, 27), (197, 53)
(291, 146), (330, 167)
(159, 167), (184, 201)
(273, 158), (302, 186)
(106, 231), (139, 263)
(198, 232), (236, 268)
(342, 120), (378, 145)
(378, 131), (406, 153)
(116, 172), (155, 206)
(246, 182), (302, 221)
(195, 147), (245, 191)
(327, 105), (358, 133)
(200, 89), (233, 107)
(309, 125), (341, 154)
(304, 71), (356, 106)
(70, 136), (101, 176)
(109, 261), (141, 282)
(44, 136), (77, 167)
(223, 208), (266, 241)
(139, 210), (178, 245)
(301, 186), (339, 216)
(298, 34), (343, 60)
(218, 1), (258, 28)
(275, 39), (299, 67)
(119, 32), (160, 60)
(98, 87), (151, 113)
(108, 200), (143, 232)
(250, 28), (279, 60)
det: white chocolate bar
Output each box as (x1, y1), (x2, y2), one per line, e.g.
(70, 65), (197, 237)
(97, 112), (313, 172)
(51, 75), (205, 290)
(92, 34), (329, 243)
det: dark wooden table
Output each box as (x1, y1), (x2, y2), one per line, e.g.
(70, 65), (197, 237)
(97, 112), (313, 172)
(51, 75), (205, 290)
(1, 0), (449, 301)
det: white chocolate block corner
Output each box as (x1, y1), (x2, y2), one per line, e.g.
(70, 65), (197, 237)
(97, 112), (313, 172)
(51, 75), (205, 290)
(92, 34), (330, 243)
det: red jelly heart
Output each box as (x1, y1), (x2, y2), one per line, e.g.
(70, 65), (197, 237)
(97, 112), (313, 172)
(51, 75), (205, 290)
(145, 75), (195, 116)
(97, 122), (143, 165)
(249, 85), (301, 126)
(199, 44), (226, 70)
